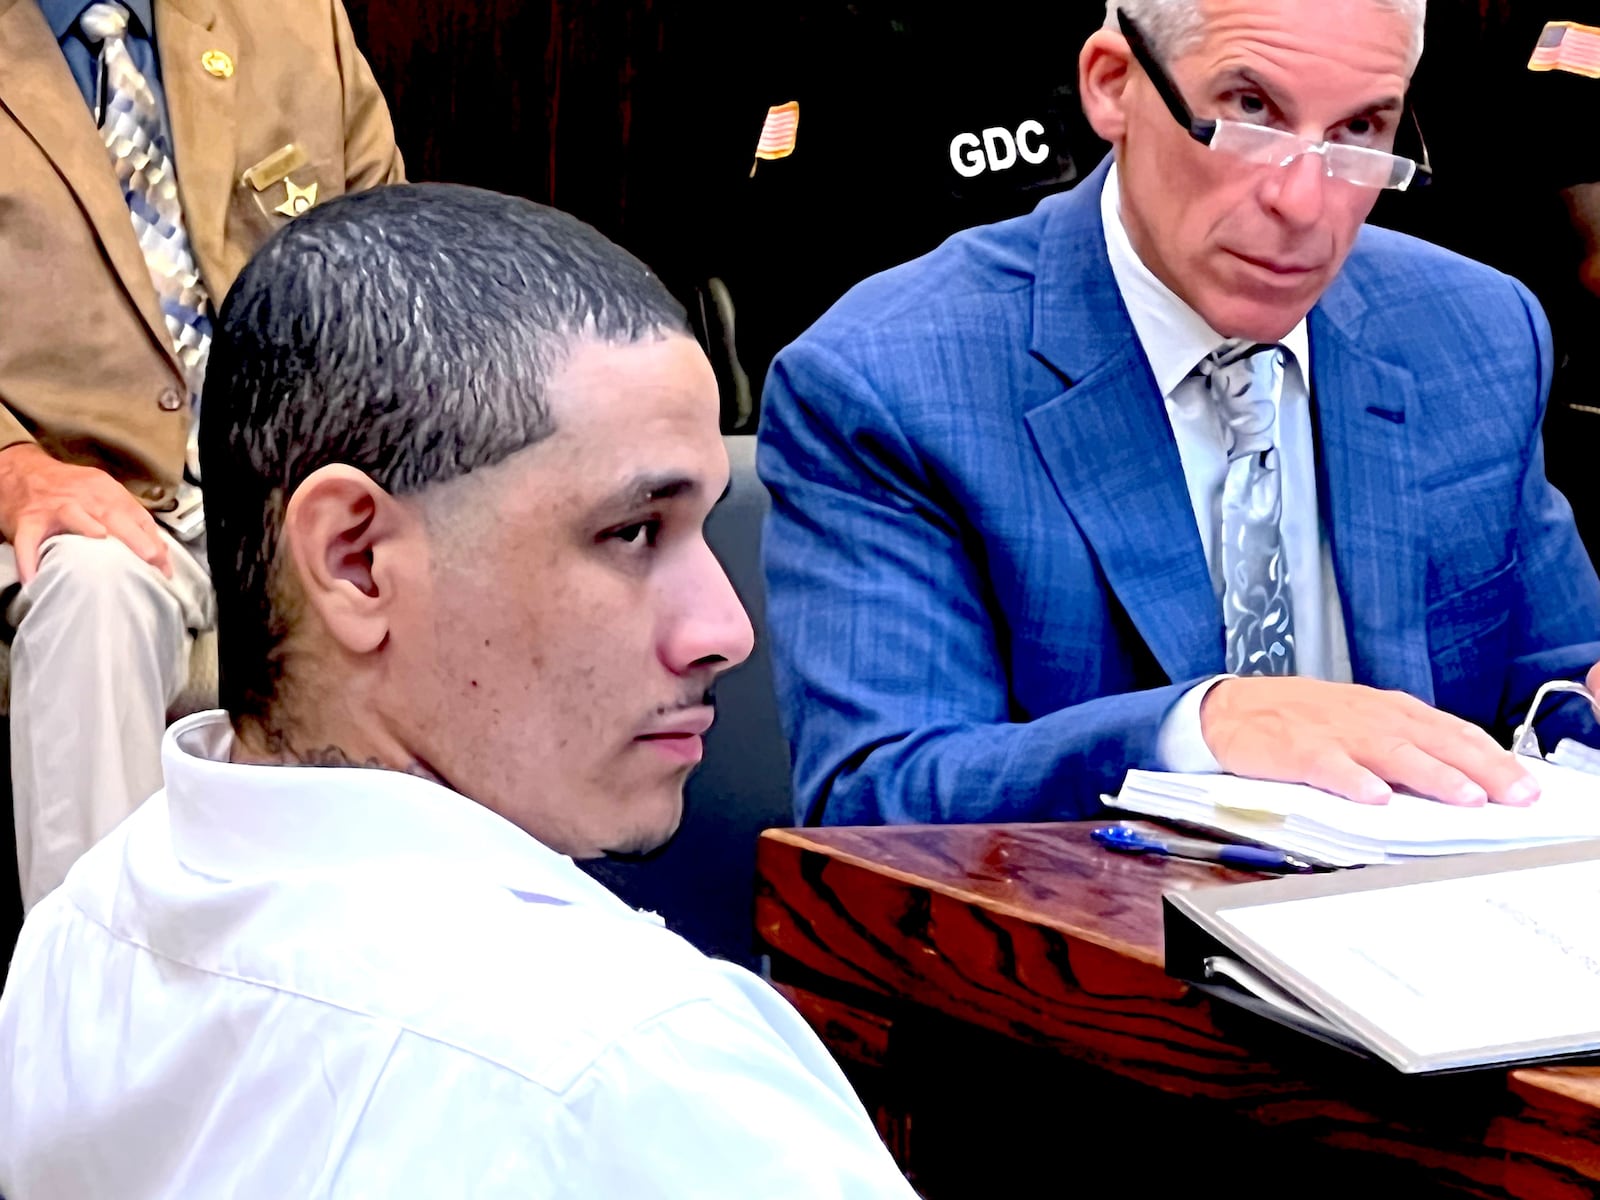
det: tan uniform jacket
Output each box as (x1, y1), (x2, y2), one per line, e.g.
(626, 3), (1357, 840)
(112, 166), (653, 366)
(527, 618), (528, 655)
(0, 0), (403, 513)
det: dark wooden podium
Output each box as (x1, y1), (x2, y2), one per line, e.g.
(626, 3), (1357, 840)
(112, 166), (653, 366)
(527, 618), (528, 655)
(756, 821), (1600, 1198)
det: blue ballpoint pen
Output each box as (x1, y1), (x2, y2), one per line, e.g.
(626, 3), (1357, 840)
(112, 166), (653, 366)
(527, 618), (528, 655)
(1091, 824), (1317, 873)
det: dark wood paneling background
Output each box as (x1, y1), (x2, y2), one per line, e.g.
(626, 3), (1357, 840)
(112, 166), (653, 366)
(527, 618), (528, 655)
(344, 0), (669, 242)
(338, 1), (1111, 429)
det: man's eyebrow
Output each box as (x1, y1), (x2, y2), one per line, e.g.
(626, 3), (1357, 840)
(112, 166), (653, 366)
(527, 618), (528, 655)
(1339, 91), (1405, 120)
(1213, 67), (1279, 101)
(600, 473), (700, 509)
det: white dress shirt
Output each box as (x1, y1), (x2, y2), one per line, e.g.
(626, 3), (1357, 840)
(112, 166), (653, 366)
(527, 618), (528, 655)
(0, 711), (917, 1200)
(1097, 166), (1353, 769)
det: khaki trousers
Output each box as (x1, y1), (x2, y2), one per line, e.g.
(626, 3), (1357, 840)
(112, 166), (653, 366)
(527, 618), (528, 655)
(1, 530), (213, 909)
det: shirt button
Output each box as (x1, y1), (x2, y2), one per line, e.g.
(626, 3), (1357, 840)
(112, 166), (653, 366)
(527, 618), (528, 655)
(158, 387), (183, 411)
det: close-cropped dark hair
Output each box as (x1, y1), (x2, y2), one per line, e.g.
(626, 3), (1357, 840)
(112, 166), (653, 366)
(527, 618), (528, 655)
(200, 182), (691, 727)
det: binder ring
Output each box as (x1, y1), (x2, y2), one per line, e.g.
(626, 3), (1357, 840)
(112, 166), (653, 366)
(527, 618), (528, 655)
(1510, 679), (1597, 760)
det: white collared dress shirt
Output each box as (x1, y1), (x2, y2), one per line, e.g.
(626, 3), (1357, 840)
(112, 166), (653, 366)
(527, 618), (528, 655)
(0, 711), (918, 1199)
(1098, 165), (1354, 769)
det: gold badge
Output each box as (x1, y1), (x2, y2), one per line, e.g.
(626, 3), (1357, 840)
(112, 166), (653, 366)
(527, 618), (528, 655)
(273, 178), (318, 217)
(200, 49), (233, 79)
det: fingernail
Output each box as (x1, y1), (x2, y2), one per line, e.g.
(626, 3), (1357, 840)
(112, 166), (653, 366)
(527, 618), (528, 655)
(1453, 785), (1488, 807)
(1503, 778), (1540, 807)
(1356, 785), (1392, 806)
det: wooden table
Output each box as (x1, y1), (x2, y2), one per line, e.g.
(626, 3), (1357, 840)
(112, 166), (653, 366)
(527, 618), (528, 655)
(756, 822), (1600, 1199)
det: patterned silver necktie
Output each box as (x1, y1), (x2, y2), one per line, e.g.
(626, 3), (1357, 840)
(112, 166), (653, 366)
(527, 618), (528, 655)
(1199, 339), (1296, 676)
(81, 1), (211, 493)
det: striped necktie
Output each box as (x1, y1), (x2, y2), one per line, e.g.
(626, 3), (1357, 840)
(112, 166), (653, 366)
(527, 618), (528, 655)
(1198, 339), (1296, 676)
(80, 1), (211, 491)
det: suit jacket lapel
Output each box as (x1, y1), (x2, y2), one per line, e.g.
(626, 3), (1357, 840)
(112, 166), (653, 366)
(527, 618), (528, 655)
(156, 0), (235, 295)
(1309, 293), (1433, 701)
(1023, 163), (1223, 684)
(0, 0), (172, 360)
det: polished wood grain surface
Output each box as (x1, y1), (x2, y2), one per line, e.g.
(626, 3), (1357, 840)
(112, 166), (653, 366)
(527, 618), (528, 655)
(757, 821), (1600, 1199)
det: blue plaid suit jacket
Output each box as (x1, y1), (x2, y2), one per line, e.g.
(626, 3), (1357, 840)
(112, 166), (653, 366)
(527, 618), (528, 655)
(758, 160), (1600, 826)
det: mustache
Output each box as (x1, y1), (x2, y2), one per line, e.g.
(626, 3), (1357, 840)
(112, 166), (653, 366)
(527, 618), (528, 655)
(652, 690), (715, 716)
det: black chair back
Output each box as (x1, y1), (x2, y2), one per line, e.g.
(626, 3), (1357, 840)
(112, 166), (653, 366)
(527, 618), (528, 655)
(582, 435), (792, 966)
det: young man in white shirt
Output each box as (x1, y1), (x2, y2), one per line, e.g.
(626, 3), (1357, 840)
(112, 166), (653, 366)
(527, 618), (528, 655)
(0, 182), (919, 1199)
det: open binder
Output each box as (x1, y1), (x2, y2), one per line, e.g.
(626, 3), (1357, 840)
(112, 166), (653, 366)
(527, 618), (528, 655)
(1164, 839), (1600, 1074)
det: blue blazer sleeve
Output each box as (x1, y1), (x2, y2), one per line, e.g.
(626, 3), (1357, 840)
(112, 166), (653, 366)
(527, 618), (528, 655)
(759, 336), (1196, 826)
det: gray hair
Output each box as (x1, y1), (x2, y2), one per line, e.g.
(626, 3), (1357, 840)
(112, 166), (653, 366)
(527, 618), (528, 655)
(199, 182), (691, 725)
(1105, 0), (1425, 70)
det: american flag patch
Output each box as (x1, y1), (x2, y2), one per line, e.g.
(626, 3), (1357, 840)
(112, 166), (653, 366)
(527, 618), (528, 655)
(754, 101), (800, 161)
(1529, 21), (1600, 78)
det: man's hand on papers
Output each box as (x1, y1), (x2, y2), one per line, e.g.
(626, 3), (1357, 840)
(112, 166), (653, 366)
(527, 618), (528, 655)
(1199, 678), (1539, 807)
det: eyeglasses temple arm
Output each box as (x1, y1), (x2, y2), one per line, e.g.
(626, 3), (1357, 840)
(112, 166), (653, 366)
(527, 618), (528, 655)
(1115, 7), (1218, 146)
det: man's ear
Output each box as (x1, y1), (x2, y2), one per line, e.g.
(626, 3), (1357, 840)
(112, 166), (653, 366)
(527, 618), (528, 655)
(280, 464), (419, 656)
(1080, 28), (1135, 146)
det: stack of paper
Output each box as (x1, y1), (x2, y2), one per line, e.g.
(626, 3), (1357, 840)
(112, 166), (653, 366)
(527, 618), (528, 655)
(1114, 757), (1600, 867)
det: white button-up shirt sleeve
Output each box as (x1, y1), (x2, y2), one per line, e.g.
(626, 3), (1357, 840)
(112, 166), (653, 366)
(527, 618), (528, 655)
(1155, 674), (1229, 772)
(321, 994), (918, 1198)
(580, 1007), (906, 1197)
(569, 995), (914, 1198)
(573, 1004), (911, 1198)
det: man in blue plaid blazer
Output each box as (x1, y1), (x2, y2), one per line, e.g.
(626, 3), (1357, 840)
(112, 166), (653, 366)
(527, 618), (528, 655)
(757, 0), (1600, 826)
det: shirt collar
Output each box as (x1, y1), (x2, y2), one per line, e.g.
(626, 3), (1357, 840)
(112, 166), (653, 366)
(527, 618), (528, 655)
(40, 0), (156, 40)
(1099, 162), (1310, 398)
(160, 711), (646, 918)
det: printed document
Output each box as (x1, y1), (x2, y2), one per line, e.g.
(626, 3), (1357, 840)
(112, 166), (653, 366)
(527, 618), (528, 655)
(1116, 757), (1600, 866)
(1220, 858), (1600, 1068)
